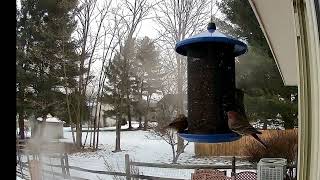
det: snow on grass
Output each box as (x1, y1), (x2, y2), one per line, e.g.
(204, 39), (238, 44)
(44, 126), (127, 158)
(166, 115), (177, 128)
(18, 121), (253, 179)
(62, 122), (196, 164)
(46, 123), (195, 179)
(57, 122), (252, 179)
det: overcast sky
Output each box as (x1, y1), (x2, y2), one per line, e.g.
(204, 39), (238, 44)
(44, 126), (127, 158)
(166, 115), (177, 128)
(17, 0), (222, 100)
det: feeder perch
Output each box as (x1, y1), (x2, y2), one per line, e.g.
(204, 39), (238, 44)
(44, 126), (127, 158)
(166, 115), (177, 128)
(175, 22), (248, 143)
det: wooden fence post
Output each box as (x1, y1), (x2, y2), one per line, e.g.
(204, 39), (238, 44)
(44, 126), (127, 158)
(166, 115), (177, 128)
(231, 156), (236, 177)
(60, 153), (66, 178)
(125, 154), (131, 180)
(17, 145), (24, 179)
(29, 160), (41, 180)
(64, 153), (71, 179)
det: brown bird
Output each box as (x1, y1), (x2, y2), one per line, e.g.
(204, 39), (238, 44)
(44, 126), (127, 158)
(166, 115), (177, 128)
(227, 111), (267, 148)
(166, 114), (188, 133)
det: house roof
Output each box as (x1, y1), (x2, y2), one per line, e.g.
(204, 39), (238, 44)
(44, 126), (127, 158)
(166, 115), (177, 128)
(37, 114), (65, 123)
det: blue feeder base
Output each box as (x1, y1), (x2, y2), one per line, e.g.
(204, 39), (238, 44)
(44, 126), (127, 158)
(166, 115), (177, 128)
(178, 132), (241, 143)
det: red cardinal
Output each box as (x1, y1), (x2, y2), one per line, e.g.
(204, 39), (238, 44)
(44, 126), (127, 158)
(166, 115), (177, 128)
(227, 111), (267, 148)
(166, 114), (188, 133)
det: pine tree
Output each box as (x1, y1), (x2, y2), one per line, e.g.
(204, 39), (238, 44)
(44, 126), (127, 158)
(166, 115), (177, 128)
(102, 52), (128, 152)
(133, 37), (164, 130)
(219, 0), (298, 128)
(101, 36), (163, 150)
(16, 0), (82, 138)
(16, 0), (46, 138)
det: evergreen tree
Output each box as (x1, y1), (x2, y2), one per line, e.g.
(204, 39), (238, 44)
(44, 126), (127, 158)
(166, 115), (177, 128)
(102, 52), (129, 152)
(16, 0), (81, 138)
(219, 0), (298, 128)
(103, 52), (128, 121)
(101, 37), (163, 150)
(133, 37), (163, 130)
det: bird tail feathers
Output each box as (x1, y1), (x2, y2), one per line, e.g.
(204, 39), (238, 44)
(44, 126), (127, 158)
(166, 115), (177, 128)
(251, 133), (268, 149)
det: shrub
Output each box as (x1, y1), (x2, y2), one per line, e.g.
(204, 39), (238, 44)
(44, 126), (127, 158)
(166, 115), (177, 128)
(243, 129), (298, 165)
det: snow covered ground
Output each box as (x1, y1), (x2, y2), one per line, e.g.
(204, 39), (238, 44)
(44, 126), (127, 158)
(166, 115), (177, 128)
(17, 122), (253, 180)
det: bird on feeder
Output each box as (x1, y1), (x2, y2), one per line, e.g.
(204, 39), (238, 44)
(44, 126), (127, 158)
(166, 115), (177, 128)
(227, 111), (268, 148)
(166, 114), (188, 133)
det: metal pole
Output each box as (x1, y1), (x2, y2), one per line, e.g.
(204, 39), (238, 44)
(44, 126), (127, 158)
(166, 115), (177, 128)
(232, 156), (236, 177)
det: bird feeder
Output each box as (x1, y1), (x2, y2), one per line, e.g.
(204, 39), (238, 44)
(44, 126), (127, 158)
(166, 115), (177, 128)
(175, 22), (247, 143)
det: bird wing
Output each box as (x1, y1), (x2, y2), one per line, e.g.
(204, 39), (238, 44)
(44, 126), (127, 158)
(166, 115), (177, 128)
(230, 120), (261, 135)
(167, 116), (188, 131)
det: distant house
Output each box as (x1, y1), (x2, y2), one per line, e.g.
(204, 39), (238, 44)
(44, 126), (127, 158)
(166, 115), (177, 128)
(34, 114), (65, 139)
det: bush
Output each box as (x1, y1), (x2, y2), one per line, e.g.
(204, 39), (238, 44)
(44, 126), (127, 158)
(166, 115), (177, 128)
(243, 129), (298, 179)
(243, 129), (298, 165)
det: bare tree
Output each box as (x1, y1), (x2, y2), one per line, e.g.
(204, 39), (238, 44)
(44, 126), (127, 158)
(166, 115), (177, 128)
(90, 6), (126, 150)
(98, 0), (155, 151)
(117, 0), (155, 130)
(149, 98), (189, 163)
(154, 0), (210, 152)
(83, 87), (96, 146)
(73, 0), (113, 148)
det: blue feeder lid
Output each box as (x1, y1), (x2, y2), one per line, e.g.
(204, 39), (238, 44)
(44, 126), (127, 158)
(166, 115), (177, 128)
(178, 132), (241, 143)
(175, 22), (247, 57)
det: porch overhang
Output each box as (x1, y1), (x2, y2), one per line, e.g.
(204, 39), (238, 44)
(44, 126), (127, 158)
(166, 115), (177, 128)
(248, 0), (299, 86)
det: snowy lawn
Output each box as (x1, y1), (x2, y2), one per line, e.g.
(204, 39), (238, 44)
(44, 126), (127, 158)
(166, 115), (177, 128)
(61, 123), (197, 179)
(17, 122), (253, 180)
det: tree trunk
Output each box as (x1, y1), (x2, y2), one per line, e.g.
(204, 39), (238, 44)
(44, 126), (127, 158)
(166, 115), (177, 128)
(95, 102), (103, 150)
(96, 114), (101, 150)
(143, 117), (148, 131)
(173, 156), (179, 164)
(114, 118), (121, 152)
(127, 93), (132, 129)
(89, 122), (93, 147)
(171, 144), (177, 164)
(92, 115), (97, 148)
(83, 121), (90, 146)
(123, 34), (133, 130)
(18, 112), (25, 140)
(92, 98), (102, 148)
(83, 98), (93, 146)
(138, 115), (142, 129)
(70, 123), (76, 144)
(138, 81), (144, 129)
(62, 63), (75, 144)
(17, 85), (26, 139)
(143, 94), (151, 131)
(76, 122), (82, 148)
